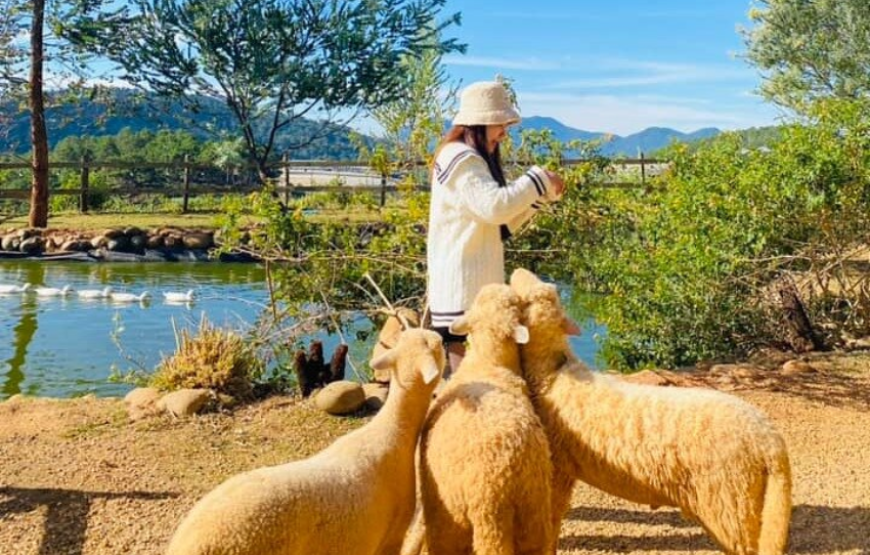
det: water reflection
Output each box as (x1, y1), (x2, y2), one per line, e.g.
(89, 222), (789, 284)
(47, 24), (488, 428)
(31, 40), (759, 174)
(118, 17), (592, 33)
(3, 264), (44, 397)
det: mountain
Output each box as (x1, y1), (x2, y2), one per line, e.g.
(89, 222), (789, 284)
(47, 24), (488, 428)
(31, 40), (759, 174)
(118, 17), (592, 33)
(1, 88), (722, 159)
(515, 117), (721, 157)
(0, 90), (363, 159)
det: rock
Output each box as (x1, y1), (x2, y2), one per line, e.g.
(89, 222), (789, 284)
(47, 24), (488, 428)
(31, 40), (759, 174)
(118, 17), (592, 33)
(163, 234), (184, 250)
(101, 228), (126, 240)
(15, 228), (39, 240)
(314, 381), (366, 415)
(129, 234), (147, 251)
(1, 234), (20, 251)
(362, 382), (389, 410)
(182, 231), (213, 250)
(124, 387), (163, 421)
(59, 239), (78, 252)
(145, 234), (164, 249)
(47, 235), (65, 250)
(158, 388), (212, 417)
(781, 360), (816, 376)
(106, 237), (131, 252)
(91, 235), (109, 249)
(19, 236), (44, 255)
(123, 226), (144, 238)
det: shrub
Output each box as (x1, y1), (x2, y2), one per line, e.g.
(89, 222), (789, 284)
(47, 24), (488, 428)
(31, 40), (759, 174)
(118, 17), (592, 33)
(575, 99), (870, 369)
(150, 316), (264, 400)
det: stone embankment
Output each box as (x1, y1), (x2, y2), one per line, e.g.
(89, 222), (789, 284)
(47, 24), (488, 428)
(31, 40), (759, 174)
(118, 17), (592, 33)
(0, 226), (254, 262)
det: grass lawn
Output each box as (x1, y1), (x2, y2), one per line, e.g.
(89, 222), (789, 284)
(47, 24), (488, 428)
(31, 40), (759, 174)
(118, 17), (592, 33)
(5, 212), (223, 231)
(4, 206), (391, 232)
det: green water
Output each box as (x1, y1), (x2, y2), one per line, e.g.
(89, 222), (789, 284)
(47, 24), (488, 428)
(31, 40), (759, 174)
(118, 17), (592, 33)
(0, 260), (275, 399)
(0, 260), (603, 399)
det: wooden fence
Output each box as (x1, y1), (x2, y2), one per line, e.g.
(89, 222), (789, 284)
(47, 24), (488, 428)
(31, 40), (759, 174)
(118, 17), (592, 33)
(0, 154), (663, 213)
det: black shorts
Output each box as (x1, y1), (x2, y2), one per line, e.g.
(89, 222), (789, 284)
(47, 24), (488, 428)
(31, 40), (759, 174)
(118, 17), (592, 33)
(431, 326), (467, 345)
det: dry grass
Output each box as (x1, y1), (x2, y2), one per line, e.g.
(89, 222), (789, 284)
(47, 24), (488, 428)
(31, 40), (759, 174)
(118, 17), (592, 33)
(149, 316), (263, 400)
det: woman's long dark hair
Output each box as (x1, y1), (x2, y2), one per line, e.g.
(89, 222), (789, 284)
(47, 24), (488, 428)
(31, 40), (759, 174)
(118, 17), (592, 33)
(434, 125), (506, 187)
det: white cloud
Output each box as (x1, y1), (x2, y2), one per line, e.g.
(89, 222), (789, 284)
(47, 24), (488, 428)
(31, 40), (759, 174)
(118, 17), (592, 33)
(546, 59), (751, 90)
(443, 54), (561, 71)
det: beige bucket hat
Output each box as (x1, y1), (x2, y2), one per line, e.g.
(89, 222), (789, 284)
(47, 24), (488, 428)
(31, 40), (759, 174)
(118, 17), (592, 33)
(453, 81), (521, 127)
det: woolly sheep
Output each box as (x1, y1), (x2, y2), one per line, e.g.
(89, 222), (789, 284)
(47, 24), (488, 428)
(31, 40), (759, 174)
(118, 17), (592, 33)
(419, 283), (556, 555)
(510, 268), (792, 555)
(165, 328), (446, 555)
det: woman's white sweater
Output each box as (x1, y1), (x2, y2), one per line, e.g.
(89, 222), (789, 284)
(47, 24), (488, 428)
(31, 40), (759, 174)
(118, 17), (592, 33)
(427, 141), (557, 329)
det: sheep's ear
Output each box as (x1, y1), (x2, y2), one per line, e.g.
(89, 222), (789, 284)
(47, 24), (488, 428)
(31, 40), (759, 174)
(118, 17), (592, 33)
(420, 359), (441, 385)
(370, 350), (396, 371)
(563, 316), (582, 336)
(449, 316), (470, 335)
(513, 324), (529, 344)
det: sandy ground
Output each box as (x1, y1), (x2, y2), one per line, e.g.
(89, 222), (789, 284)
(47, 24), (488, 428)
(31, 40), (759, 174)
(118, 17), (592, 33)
(0, 353), (868, 555)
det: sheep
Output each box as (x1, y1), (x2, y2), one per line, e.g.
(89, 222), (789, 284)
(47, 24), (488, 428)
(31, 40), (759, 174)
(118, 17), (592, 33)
(165, 328), (446, 555)
(370, 307), (421, 383)
(509, 268), (793, 555)
(419, 283), (556, 555)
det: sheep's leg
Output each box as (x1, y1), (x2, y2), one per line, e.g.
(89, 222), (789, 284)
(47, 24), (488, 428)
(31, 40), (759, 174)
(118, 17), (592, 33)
(549, 470), (575, 539)
(470, 506), (515, 555)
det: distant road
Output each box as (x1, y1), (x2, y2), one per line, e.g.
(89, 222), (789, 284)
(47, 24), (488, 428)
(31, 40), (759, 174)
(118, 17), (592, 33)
(283, 167), (400, 188)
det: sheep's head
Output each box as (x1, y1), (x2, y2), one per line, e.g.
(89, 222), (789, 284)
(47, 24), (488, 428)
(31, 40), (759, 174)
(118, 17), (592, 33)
(510, 268), (581, 339)
(448, 283), (529, 346)
(370, 328), (445, 389)
(369, 308), (422, 382)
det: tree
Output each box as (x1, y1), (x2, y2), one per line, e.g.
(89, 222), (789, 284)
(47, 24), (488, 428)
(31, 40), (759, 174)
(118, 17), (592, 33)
(0, 0), (25, 103)
(61, 0), (464, 182)
(28, 0), (50, 227)
(3, 0), (117, 227)
(360, 35), (459, 183)
(742, 0), (870, 113)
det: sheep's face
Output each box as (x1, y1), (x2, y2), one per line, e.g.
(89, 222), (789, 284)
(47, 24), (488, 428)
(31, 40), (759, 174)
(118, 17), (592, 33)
(510, 268), (581, 338)
(524, 285), (566, 334)
(510, 268), (544, 298)
(370, 328), (445, 388)
(449, 283), (528, 344)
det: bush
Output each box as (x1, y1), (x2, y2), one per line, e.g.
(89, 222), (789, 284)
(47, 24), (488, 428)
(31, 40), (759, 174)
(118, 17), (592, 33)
(150, 316), (264, 400)
(573, 99), (870, 369)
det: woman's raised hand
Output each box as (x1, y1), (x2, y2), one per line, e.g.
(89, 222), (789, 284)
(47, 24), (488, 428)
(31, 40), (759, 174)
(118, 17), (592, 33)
(545, 170), (566, 199)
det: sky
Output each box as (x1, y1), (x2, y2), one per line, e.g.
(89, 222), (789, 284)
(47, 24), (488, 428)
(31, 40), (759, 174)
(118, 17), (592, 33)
(431, 0), (788, 136)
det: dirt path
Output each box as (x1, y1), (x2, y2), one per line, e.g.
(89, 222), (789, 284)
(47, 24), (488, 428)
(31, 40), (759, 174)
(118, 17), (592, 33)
(1, 355), (868, 555)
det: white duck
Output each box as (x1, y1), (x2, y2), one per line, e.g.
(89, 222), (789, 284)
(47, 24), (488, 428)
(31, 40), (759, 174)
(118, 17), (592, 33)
(110, 291), (151, 303)
(162, 289), (195, 303)
(0, 283), (31, 294)
(34, 285), (73, 297)
(77, 286), (113, 299)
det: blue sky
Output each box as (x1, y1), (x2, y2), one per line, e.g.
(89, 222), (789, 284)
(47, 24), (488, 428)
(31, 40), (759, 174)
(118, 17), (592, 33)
(434, 0), (787, 136)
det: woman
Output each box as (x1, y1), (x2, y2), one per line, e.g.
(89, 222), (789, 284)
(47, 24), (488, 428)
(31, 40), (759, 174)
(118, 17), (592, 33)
(427, 81), (565, 376)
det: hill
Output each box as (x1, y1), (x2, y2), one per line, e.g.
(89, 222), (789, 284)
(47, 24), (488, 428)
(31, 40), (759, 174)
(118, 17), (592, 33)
(2, 88), (735, 159)
(515, 116), (722, 156)
(0, 90), (362, 160)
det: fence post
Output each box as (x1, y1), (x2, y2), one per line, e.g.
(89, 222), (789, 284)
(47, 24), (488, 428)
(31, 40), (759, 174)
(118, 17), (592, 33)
(640, 151), (646, 187)
(283, 152), (290, 205)
(79, 155), (90, 213)
(380, 171), (387, 207)
(182, 154), (191, 213)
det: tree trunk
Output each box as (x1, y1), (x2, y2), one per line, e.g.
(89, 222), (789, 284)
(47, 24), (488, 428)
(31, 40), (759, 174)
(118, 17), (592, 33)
(28, 0), (49, 229)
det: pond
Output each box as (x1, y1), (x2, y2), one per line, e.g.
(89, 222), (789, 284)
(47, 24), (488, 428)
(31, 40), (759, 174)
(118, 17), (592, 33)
(0, 260), (604, 400)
